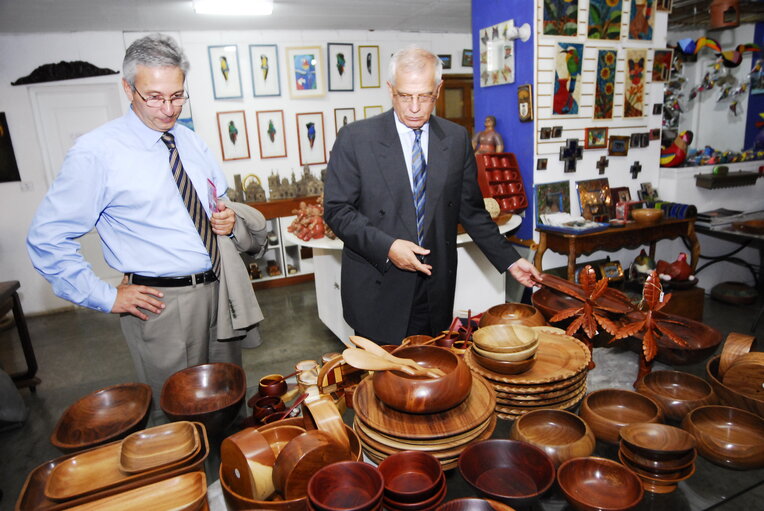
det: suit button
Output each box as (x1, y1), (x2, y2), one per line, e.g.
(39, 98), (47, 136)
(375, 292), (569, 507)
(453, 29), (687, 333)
(448, 201), (454, 207)
(379, 209), (385, 216)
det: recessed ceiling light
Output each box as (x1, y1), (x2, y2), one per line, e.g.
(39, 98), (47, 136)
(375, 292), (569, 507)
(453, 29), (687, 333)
(192, 0), (274, 16)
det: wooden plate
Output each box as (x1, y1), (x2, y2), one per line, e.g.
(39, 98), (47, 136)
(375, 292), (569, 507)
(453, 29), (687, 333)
(722, 352), (764, 398)
(119, 421), (199, 473)
(481, 369), (588, 395)
(495, 383), (586, 407)
(495, 377), (586, 401)
(353, 374), (495, 440)
(494, 386), (586, 417)
(353, 414), (494, 452)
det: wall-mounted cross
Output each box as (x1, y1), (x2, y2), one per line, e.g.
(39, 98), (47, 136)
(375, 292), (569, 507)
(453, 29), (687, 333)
(630, 161), (642, 179)
(596, 156), (609, 175)
(559, 138), (583, 173)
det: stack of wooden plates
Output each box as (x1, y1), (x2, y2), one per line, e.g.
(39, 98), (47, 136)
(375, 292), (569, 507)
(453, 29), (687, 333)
(463, 329), (591, 420)
(352, 374), (496, 470)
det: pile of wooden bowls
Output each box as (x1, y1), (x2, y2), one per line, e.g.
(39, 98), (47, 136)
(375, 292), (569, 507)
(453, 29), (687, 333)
(509, 409), (595, 467)
(464, 327), (591, 420)
(478, 303), (547, 328)
(618, 423), (697, 493)
(557, 457), (644, 511)
(635, 370), (717, 422)
(470, 325), (539, 375)
(579, 388), (663, 444)
(378, 451), (446, 510)
(307, 461), (384, 511)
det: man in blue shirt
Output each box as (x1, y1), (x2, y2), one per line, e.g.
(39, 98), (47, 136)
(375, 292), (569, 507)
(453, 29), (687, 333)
(27, 34), (241, 405)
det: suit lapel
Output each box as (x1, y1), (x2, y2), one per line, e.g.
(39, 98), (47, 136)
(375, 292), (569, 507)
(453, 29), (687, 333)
(422, 116), (450, 239)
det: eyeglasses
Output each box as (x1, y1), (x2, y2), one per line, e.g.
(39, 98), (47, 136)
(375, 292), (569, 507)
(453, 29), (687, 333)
(394, 92), (437, 104)
(133, 88), (189, 108)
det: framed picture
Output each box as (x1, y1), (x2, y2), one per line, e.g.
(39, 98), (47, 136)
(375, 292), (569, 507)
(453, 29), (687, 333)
(652, 49), (673, 82)
(576, 177), (611, 221)
(0, 112), (21, 183)
(537, 158), (548, 170)
(285, 46), (325, 98)
(585, 127), (608, 149)
(624, 48), (647, 117)
(552, 126), (563, 138)
(599, 261), (625, 282)
(649, 128), (661, 140)
(249, 44), (281, 97)
(594, 49), (617, 120)
(652, 103), (663, 115)
(630, 133), (642, 148)
(518, 84), (533, 122)
(334, 108), (356, 134)
(543, 0), (579, 36)
(327, 43), (354, 92)
(462, 49), (473, 67)
(535, 180), (572, 224)
(216, 110), (250, 161)
(656, 0), (673, 12)
(540, 127), (552, 139)
(610, 186), (631, 210)
(639, 181), (658, 201)
(588, 0), (623, 40)
(608, 136), (630, 156)
(438, 54), (452, 70)
(359, 45), (381, 88)
(629, 0), (655, 40)
(640, 133), (650, 147)
(296, 112), (326, 166)
(255, 110), (287, 159)
(208, 45), (243, 99)
(364, 105), (383, 118)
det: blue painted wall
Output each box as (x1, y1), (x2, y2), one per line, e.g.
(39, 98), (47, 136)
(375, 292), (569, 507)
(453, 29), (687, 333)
(472, 0), (535, 239)
(744, 22), (764, 151)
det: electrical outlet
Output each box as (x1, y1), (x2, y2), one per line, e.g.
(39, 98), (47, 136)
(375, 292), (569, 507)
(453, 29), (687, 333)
(19, 181), (34, 192)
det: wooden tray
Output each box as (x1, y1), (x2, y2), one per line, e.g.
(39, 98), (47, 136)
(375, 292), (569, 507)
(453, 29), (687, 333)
(353, 374), (495, 440)
(481, 369), (588, 395)
(353, 414), (494, 452)
(119, 421), (200, 473)
(495, 382), (586, 407)
(494, 376), (586, 401)
(494, 386), (586, 416)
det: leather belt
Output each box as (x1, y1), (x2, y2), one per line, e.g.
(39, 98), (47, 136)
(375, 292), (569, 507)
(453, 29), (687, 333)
(129, 270), (217, 287)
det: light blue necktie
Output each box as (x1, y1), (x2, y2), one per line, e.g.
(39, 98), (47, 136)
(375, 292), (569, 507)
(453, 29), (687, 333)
(412, 129), (427, 246)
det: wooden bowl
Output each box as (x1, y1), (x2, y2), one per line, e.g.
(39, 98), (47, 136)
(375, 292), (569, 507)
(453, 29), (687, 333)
(378, 450), (443, 503)
(221, 427), (278, 501)
(251, 396), (286, 422)
(619, 442), (697, 472)
(578, 389), (663, 444)
(471, 348), (537, 375)
(160, 362), (246, 437)
(303, 394), (350, 453)
(681, 405), (764, 470)
(260, 425), (306, 457)
(259, 374), (288, 398)
(619, 423), (695, 459)
(50, 383), (151, 453)
(635, 370), (717, 422)
(705, 356), (764, 417)
(402, 335), (434, 346)
(718, 332), (756, 378)
(478, 303), (547, 328)
(472, 324), (538, 354)
(472, 341), (538, 361)
(458, 439), (555, 508)
(382, 475), (446, 510)
(617, 450), (696, 481)
(631, 208), (663, 225)
(307, 461), (384, 511)
(509, 409), (595, 467)
(119, 421), (199, 473)
(435, 498), (516, 511)
(372, 345), (472, 414)
(557, 457), (644, 511)
(722, 352), (764, 399)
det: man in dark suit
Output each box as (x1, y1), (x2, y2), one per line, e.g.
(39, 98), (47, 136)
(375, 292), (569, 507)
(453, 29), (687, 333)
(324, 47), (540, 346)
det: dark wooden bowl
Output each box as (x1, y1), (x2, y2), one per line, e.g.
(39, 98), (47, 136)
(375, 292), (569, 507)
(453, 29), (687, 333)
(617, 450), (696, 482)
(381, 474), (445, 510)
(619, 443), (697, 473)
(160, 362), (246, 437)
(372, 346), (472, 414)
(619, 423), (695, 458)
(636, 370), (717, 422)
(509, 409), (595, 467)
(471, 348), (537, 375)
(259, 374), (288, 398)
(435, 498), (516, 511)
(251, 396), (286, 422)
(557, 456), (644, 511)
(578, 389), (663, 444)
(307, 461), (384, 511)
(706, 356), (764, 417)
(458, 439), (555, 508)
(50, 383), (151, 453)
(378, 450), (443, 503)
(478, 303), (547, 328)
(681, 405), (764, 470)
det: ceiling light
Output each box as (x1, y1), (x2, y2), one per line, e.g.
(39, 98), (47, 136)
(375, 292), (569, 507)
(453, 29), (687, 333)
(193, 0), (273, 16)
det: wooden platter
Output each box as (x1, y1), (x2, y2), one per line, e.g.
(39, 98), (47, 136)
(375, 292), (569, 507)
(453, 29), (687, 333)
(494, 376), (586, 401)
(495, 390), (586, 421)
(353, 374), (495, 440)
(118, 421), (199, 473)
(495, 382), (586, 407)
(495, 385), (586, 412)
(354, 415), (494, 451)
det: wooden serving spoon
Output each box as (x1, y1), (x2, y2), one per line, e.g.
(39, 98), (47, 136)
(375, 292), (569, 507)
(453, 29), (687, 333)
(342, 348), (442, 378)
(349, 336), (445, 377)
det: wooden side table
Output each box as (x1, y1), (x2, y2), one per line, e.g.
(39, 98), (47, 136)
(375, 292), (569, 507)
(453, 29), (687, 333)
(534, 218), (700, 281)
(0, 281), (41, 391)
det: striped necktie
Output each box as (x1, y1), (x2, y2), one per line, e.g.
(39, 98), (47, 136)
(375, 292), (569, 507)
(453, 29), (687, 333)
(412, 129), (427, 246)
(160, 132), (220, 277)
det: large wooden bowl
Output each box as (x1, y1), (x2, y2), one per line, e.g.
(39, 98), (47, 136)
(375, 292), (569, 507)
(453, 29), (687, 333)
(478, 303), (547, 328)
(160, 362), (246, 437)
(635, 370), (717, 422)
(509, 409), (595, 467)
(706, 356), (764, 417)
(681, 405), (764, 470)
(631, 208), (663, 225)
(378, 450), (443, 503)
(372, 346), (472, 414)
(51, 383), (152, 453)
(557, 457), (643, 511)
(472, 324), (538, 354)
(307, 461), (384, 511)
(578, 389), (663, 444)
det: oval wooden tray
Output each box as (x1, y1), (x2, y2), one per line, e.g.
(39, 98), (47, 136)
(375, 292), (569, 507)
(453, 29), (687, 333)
(119, 421), (199, 473)
(353, 374), (495, 440)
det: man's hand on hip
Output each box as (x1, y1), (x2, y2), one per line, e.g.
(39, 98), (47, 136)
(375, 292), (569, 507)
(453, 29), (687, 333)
(388, 239), (432, 276)
(112, 276), (165, 320)
(211, 199), (235, 236)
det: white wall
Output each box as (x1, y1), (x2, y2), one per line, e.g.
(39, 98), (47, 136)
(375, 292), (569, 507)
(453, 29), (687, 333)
(0, 29), (470, 314)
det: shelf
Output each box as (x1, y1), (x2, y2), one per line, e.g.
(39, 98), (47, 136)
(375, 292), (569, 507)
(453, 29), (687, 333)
(695, 171), (760, 189)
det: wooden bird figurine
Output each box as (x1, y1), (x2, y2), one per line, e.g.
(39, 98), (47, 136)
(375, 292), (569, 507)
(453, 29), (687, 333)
(656, 252), (692, 282)
(660, 130), (693, 167)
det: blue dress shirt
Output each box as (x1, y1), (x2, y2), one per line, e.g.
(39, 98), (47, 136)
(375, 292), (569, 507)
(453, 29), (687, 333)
(27, 108), (228, 313)
(393, 111), (429, 192)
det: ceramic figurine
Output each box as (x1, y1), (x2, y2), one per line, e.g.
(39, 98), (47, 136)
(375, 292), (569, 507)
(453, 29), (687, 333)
(656, 252), (692, 282)
(660, 130), (693, 167)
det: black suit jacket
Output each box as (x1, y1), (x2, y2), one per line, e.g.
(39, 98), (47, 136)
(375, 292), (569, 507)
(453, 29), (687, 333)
(324, 110), (519, 345)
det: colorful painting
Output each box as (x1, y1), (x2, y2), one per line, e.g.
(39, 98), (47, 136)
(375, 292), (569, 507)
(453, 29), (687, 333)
(553, 42), (583, 116)
(535, 180), (572, 223)
(594, 49), (617, 119)
(543, 0), (579, 36)
(625, 49), (647, 118)
(285, 46), (325, 98)
(629, 0), (655, 41)
(652, 49), (673, 82)
(588, 0), (622, 40)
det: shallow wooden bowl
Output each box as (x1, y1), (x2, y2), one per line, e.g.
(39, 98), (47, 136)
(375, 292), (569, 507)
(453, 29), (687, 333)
(472, 324), (538, 354)
(378, 450), (443, 503)
(50, 383), (152, 453)
(579, 389), (663, 445)
(458, 439), (555, 508)
(635, 370), (717, 422)
(706, 356), (764, 417)
(307, 461), (384, 511)
(509, 409), (595, 467)
(619, 423), (695, 460)
(382, 475), (445, 510)
(471, 348), (537, 375)
(557, 456), (643, 511)
(681, 405), (764, 470)
(119, 421), (199, 473)
(472, 341), (538, 361)
(617, 450), (696, 482)
(479, 303), (547, 328)
(160, 362), (246, 437)
(619, 442), (697, 473)
(372, 345), (472, 414)
(632, 208), (663, 225)
(435, 498), (516, 511)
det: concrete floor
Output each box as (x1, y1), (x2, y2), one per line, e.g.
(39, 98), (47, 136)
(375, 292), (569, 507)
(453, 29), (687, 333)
(1, 281), (763, 510)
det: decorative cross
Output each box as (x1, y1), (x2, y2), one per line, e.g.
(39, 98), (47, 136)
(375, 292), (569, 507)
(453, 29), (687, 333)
(596, 156), (609, 175)
(559, 138), (583, 173)
(630, 161), (642, 179)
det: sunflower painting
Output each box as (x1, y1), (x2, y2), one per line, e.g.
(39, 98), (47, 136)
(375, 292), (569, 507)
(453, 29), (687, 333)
(553, 42), (584, 116)
(629, 0), (655, 40)
(624, 48), (647, 117)
(588, 0), (622, 40)
(594, 49), (617, 119)
(543, 0), (579, 36)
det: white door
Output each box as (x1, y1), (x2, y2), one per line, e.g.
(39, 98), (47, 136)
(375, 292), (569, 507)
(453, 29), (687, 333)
(29, 82), (126, 287)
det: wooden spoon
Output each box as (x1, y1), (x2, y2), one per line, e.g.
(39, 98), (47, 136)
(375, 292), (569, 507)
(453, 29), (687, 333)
(342, 348), (442, 378)
(349, 337), (445, 377)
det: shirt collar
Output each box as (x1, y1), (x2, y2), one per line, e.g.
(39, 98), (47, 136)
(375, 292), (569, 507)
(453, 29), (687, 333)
(125, 105), (178, 150)
(393, 111), (429, 139)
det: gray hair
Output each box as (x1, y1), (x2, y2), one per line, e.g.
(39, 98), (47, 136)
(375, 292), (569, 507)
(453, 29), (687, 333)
(123, 33), (190, 87)
(387, 46), (443, 87)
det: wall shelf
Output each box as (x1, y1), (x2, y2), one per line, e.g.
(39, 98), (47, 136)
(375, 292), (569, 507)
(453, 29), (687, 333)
(695, 171), (760, 189)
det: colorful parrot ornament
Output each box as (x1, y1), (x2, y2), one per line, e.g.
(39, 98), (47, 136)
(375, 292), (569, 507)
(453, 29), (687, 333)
(267, 120), (276, 143)
(260, 54), (269, 81)
(306, 122), (316, 148)
(220, 56), (230, 82)
(336, 52), (346, 76)
(660, 130), (693, 167)
(228, 120), (238, 144)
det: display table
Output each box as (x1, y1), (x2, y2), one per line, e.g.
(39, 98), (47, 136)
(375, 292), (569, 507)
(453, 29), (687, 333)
(285, 215), (522, 345)
(534, 218), (700, 281)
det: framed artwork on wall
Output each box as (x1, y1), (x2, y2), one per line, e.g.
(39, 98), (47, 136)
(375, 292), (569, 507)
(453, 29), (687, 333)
(553, 42), (583, 116)
(535, 180), (571, 224)
(517, 84), (533, 122)
(576, 177), (611, 221)
(249, 44), (281, 97)
(359, 45), (381, 88)
(608, 135), (630, 156)
(208, 45), (243, 99)
(585, 127), (609, 149)
(217, 110), (250, 161)
(364, 105), (383, 118)
(334, 107), (356, 134)
(629, 0), (655, 40)
(296, 112), (326, 166)
(327, 43), (354, 92)
(255, 110), (287, 159)
(594, 49), (617, 119)
(438, 54), (452, 69)
(542, 0), (579, 36)
(656, 0), (673, 12)
(285, 46), (325, 98)
(652, 49), (673, 82)
(624, 48), (647, 117)
(588, 0), (623, 40)
(462, 49), (473, 67)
